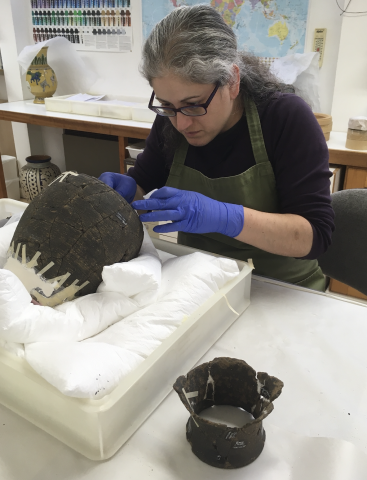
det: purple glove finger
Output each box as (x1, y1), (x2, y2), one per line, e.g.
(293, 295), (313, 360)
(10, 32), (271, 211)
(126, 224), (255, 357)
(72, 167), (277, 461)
(98, 172), (115, 189)
(99, 172), (137, 203)
(153, 221), (186, 234)
(133, 198), (181, 211)
(149, 186), (180, 200)
(139, 209), (183, 223)
(133, 187), (182, 210)
(132, 199), (168, 211)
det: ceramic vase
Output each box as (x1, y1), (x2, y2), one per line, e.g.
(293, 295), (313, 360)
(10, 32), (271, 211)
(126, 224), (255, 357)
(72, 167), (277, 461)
(19, 155), (61, 201)
(26, 46), (58, 104)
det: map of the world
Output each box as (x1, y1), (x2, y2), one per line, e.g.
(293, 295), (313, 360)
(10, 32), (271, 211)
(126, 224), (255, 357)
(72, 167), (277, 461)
(142, 0), (310, 58)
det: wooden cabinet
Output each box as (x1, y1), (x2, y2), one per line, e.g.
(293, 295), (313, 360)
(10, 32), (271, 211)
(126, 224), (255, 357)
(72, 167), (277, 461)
(343, 166), (367, 189)
(329, 278), (367, 301)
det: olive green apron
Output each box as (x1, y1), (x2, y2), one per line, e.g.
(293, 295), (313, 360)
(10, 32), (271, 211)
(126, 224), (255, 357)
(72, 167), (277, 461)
(166, 97), (326, 291)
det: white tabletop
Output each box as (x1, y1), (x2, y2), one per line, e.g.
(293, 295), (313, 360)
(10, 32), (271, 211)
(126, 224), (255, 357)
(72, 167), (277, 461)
(1, 277), (367, 480)
(0, 100), (153, 130)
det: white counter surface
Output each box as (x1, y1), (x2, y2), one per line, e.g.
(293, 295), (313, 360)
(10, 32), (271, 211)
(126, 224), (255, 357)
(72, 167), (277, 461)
(0, 100), (153, 130)
(328, 131), (367, 153)
(1, 276), (367, 480)
(1, 103), (365, 156)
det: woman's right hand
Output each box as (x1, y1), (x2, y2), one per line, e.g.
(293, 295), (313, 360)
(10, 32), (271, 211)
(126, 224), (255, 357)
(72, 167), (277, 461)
(98, 172), (137, 204)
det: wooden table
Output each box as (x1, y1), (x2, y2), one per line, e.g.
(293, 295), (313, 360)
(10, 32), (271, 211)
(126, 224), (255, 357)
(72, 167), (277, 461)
(0, 100), (152, 199)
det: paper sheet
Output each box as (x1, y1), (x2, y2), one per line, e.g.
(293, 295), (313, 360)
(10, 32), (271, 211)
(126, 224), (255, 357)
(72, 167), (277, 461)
(271, 52), (321, 112)
(67, 93), (105, 102)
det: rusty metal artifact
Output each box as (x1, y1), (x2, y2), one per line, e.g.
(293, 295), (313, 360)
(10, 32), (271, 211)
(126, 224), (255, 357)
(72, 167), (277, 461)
(174, 357), (284, 469)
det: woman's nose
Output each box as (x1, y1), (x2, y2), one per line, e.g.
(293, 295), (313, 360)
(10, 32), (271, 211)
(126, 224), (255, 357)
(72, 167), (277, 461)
(175, 112), (194, 132)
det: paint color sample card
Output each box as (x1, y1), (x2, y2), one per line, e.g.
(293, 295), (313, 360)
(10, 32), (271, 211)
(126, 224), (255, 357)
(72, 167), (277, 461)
(30, 0), (132, 52)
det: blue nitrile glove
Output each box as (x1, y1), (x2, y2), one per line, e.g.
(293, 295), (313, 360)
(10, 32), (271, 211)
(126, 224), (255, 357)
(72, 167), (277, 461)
(98, 172), (137, 203)
(131, 187), (244, 237)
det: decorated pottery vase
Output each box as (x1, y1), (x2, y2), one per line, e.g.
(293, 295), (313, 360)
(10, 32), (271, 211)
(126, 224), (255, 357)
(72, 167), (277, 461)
(19, 155), (61, 201)
(26, 46), (57, 104)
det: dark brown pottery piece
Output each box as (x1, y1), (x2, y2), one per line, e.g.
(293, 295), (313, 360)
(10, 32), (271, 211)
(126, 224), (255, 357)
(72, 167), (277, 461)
(173, 357), (284, 469)
(6, 172), (143, 306)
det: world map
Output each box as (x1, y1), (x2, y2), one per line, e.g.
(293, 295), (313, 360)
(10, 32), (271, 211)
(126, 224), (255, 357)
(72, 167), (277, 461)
(142, 0), (309, 58)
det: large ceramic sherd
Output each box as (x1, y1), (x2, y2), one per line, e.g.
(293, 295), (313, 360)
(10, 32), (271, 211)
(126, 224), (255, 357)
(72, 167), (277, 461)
(4, 172), (144, 307)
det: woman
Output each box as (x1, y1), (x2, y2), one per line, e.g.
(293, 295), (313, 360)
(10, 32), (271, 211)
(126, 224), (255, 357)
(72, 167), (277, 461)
(100, 5), (334, 291)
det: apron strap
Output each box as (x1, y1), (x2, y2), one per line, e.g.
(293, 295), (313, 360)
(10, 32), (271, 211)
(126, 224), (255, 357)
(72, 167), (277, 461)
(171, 136), (189, 167)
(244, 96), (270, 165)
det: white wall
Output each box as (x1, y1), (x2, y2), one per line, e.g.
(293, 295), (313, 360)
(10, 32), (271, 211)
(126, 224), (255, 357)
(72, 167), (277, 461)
(0, 0), (34, 165)
(331, 0), (367, 132)
(304, 0), (343, 114)
(81, 0), (151, 98)
(0, 0), (349, 168)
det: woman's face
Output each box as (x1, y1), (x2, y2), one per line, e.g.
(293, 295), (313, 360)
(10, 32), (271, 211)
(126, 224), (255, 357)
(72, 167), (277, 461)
(151, 70), (242, 147)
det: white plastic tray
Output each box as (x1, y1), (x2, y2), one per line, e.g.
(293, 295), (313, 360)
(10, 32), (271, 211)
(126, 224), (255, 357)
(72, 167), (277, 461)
(45, 94), (156, 123)
(0, 200), (253, 460)
(0, 198), (26, 219)
(126, 140), (146, 159)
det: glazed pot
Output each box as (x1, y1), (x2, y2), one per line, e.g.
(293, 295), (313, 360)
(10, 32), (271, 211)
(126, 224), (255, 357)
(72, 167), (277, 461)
(19, 155), (61, 201)
(26, 46), (58, 104)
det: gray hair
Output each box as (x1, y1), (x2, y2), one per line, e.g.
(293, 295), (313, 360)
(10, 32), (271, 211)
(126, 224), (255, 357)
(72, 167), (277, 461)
(140, 4), (288, 105)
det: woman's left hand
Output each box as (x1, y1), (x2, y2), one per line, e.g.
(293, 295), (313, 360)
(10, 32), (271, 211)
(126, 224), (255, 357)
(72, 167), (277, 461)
(131, 187), (244, 237)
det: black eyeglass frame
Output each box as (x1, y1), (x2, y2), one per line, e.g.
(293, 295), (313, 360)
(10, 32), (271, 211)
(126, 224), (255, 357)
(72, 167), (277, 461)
(148, 83), (220, 117)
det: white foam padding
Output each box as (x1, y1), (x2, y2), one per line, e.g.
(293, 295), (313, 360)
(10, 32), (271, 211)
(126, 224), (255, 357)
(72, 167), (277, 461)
(0, 222), (239, 399)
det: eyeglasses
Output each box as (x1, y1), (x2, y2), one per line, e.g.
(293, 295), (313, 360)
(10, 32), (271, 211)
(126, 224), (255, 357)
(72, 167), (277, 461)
(148, 83), (220, 117)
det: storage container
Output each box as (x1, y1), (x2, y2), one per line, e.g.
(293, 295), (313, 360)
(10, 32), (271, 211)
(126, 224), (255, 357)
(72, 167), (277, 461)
(126, 140), (146, 159)
(0, 199), (253, 460)
(1, 155), (18, 180)
(314, 113), (332, 141)
(0, 198), (27, 219)
(45, 95), (155, 123)
(5, 178), (20, 201)
(345, 128), (367, 151)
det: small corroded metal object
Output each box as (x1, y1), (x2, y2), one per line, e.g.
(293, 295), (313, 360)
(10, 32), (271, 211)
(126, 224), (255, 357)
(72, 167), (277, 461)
(173, 357), (284, 469)
(4, 172), (143, 307)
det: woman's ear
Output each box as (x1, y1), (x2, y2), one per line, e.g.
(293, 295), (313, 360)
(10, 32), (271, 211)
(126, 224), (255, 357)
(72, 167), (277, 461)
(229, 64), (241, 99)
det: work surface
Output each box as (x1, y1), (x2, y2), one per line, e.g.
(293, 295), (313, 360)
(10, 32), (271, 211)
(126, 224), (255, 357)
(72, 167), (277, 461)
(0, 100), (153, 134)
(1, 277), (367, 480)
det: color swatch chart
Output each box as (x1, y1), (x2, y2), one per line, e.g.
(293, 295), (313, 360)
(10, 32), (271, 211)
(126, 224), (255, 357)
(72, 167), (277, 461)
(30, 0), (133, 52)
(31, 1), (129, 7)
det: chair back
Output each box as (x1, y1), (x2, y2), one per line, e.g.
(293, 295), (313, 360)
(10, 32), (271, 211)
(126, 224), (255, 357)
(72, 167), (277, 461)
(318, 189), (367, 295)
